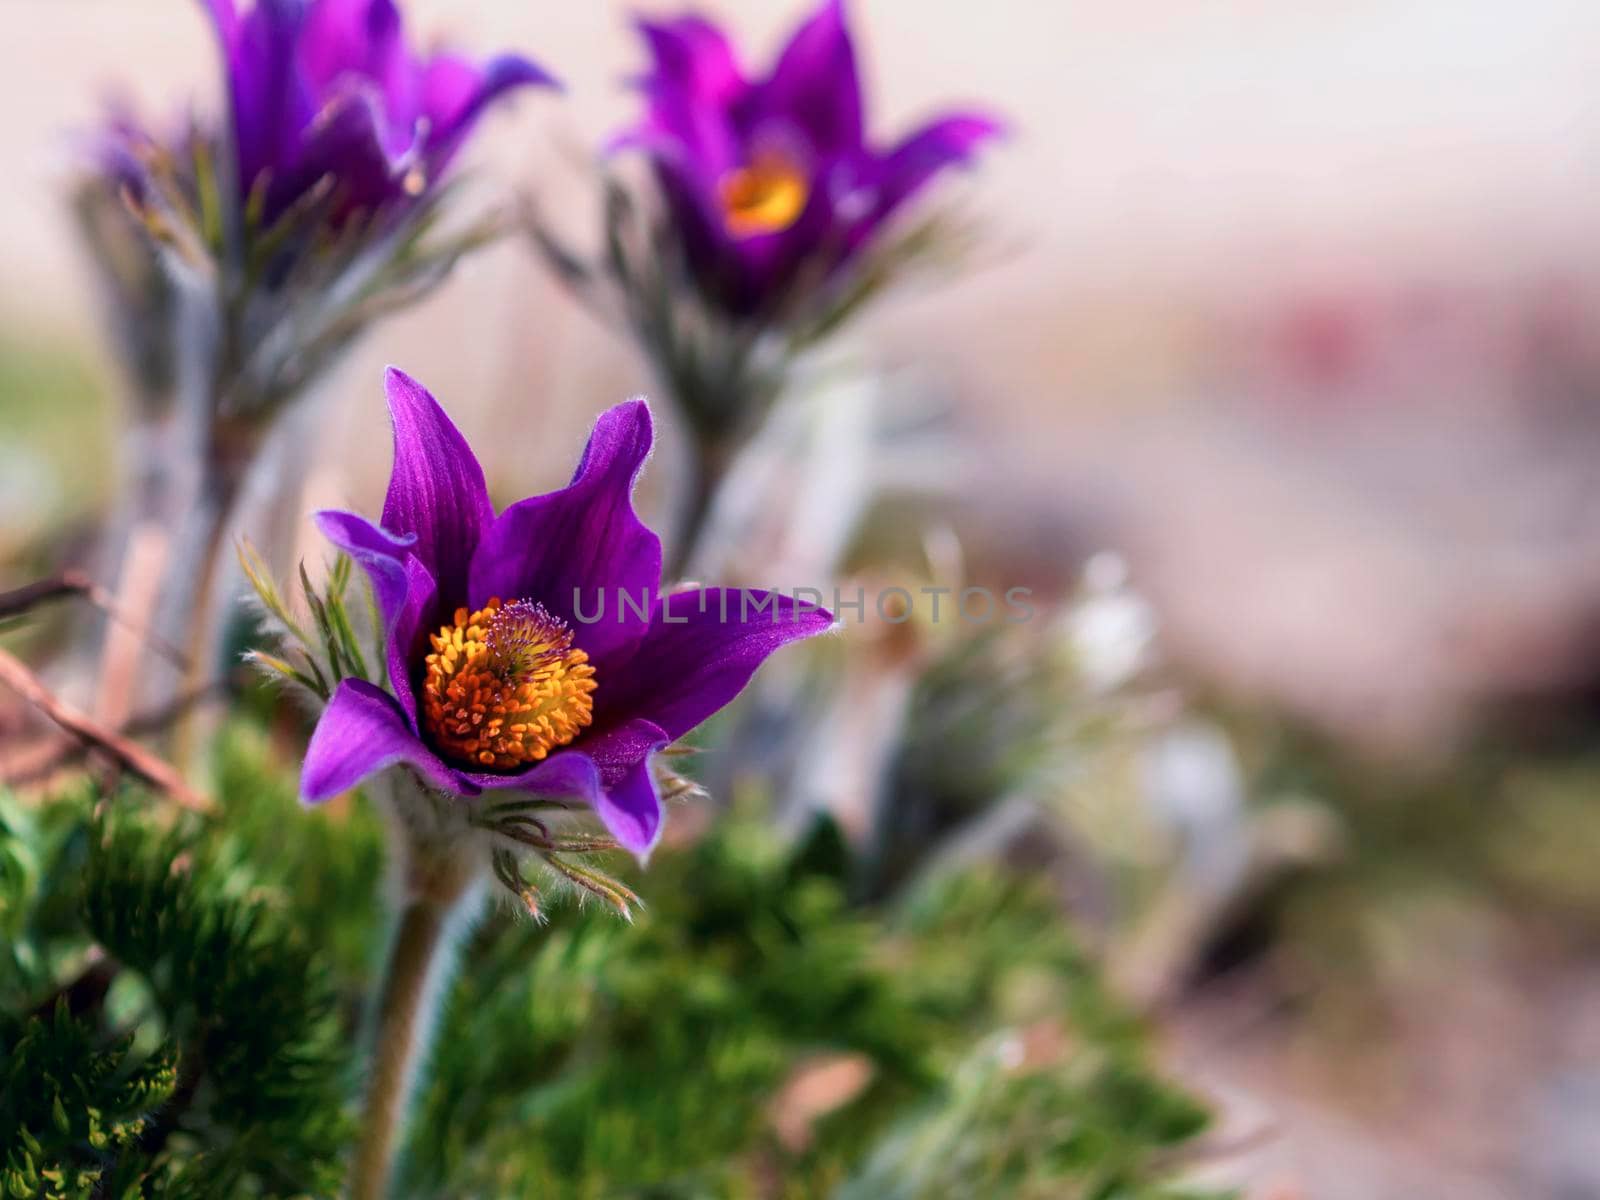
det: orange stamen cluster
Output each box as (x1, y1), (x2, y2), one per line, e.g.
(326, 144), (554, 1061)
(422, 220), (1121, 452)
(421, 598), (597, 769)
(718, 152), (810, 238)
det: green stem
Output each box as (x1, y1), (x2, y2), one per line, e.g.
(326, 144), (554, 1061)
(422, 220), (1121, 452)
(669, 434), (735, 583)
(348, 845), (480, 1200)
(170, 421), (256, 767)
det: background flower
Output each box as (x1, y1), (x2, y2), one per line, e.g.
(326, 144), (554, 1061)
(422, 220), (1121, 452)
(203, 0), (556, 226)
(619, 0), (1002, 316)
(68, 1), (562, 733)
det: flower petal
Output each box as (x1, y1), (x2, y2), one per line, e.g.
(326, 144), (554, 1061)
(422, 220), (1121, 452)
(379, 366), (494, 606)
(313, 508), (415, 628)
(460, 747), (599, 806)
(621, 16), (743, 171)
(200, 0), (239, 50)
(266, 85), (403, 221)
(470, 399), (661, 664)
(594, 756), (667, 861)
(302, 678), (475, 802)
(597, 589), (833, 740)
(867, 111), (1005, 225)
(300, 0), (409, 115)
(464, 719), (669, 860)
(229, 0), (315, 200)
(387, 555), (439, 727)
(755, 0), (862, 155)
(311, 509), (434, 720)
(421, 52), (560, 173)
(635, 15), (744, 105)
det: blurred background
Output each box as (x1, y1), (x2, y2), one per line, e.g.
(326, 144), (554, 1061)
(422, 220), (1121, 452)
(7, 1), (1600, 1196)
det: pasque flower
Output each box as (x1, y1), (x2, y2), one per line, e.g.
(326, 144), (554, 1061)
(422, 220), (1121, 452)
(202, 0), (556, 225)
(301, 369), (833, 857)
(79, 3), (559, 731)
(619, 0), (1003, 315)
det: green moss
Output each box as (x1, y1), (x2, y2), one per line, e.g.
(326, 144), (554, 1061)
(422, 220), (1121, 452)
(2, 727), (1219, 1199)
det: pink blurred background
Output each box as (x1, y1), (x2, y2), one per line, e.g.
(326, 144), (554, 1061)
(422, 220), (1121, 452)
(9, 0), (1600, 751)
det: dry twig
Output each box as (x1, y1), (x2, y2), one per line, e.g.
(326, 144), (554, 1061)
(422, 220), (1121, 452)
(1, 683), (227, 787)
(0, 647), (209, 811)
(0, 568), (188, 667)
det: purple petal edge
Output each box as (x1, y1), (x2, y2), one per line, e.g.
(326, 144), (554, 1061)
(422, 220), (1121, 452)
(870, 110), (1006, 221)
(755, 0), (863, 155)
(423, 51), (561, 171)
(379, 366), (493, 606)
(301, 678), (475, 803)
(470, 399), (661, 664)
(598, 589), (835, 741)
(462, 718), (670, 860)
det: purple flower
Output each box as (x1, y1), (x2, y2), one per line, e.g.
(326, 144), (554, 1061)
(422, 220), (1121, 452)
(300, 369), (833, 859)
(618, 0), (1003, 316)
(201, 0), (557, 225)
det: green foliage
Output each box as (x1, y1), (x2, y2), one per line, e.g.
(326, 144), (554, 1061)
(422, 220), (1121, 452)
(856, 874), (1215, 1200)
(404, 816), (1216, 1198)
(2, 730), (1218, 1199)
(0, 750), (365, 1198)
(240, 545), (385, 704)
(207, 725), (385, 980)
(80, 804), (352, 1192)
(0, 789), (96, 1009)
(0, 1002), (177, 1200)
(837, 1042), (1214, 1200)
(403, 818), (921, 1196)
(874, 623), (1095, 895)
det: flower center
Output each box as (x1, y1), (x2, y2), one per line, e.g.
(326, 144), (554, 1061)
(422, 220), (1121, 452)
(718, 153), (809, 238)
(421, 598), (597, 770)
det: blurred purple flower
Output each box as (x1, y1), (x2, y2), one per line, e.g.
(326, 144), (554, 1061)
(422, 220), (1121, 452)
(93, 110), (163, 209)
(301, 369), (833, 858)
(618, 0), (1003, 315)
(201, 0), (557, 225)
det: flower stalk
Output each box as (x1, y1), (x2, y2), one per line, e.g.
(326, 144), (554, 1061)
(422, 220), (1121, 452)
(670, 432), (737, 581)
(350, 774), (485, 1200)
(350, 892), (465, 1200)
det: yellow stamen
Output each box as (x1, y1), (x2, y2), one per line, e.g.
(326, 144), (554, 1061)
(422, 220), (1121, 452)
(421, 598), (597, 770)
(718, 153), (809, 238)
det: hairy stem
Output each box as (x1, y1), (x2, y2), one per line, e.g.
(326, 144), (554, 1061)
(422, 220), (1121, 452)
(168, 451), (250, 768)
(349, 836), (480, 1200)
